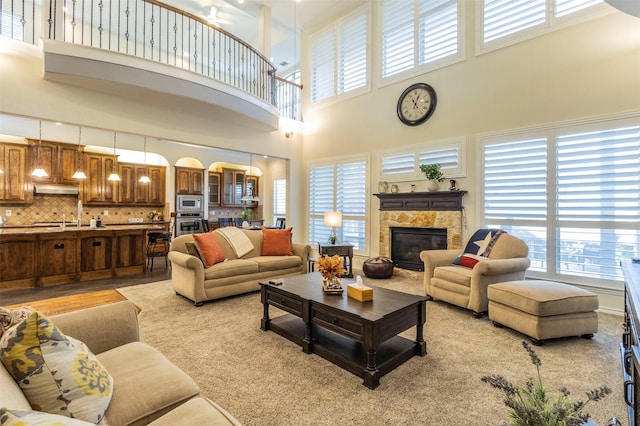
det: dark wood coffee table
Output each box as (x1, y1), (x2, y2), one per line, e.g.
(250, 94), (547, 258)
(260, 273), (427, 389)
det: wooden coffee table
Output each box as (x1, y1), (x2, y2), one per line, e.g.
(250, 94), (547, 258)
(4, 289), (139, 316)
(260, 273), (427, 389)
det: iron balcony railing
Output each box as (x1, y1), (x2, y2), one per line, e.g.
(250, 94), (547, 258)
(0, 0), (302, 121)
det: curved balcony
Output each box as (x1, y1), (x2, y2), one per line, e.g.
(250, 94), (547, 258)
(1, 0), (302, 130)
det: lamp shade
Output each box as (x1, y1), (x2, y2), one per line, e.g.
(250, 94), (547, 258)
(324, 211), (343, 227)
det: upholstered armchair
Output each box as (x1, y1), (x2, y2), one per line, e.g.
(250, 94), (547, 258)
(420, 230), (530, 317)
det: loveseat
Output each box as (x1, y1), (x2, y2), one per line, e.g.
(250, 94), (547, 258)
(169, 227), (311, 306)
(0, 300), (241, 425)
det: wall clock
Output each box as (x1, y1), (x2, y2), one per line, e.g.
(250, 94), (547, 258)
(397, 83), (437, 126)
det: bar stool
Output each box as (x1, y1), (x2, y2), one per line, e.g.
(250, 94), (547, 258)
(147, 232), (171, 271)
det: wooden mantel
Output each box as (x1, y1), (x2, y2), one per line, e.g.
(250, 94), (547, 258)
(374, 191), (467, 211)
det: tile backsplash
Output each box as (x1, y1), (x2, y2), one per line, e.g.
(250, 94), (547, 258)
(1, 195), (169, 226)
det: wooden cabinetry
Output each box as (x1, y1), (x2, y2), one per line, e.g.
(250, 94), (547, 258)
(37, 232), (77, 286)
(0, 234), (36, 289)
(222, 168), (245, 206)
(208, 172), (221, 206)
(0, 143), (33, 204)
(119, 162), (166, 206)
(29, 140), (80, 186)
(244, 175), (259, 207)
(175, 166), (204, 195)
(82, 153), (117, 205)
(113, 229), (146, 275)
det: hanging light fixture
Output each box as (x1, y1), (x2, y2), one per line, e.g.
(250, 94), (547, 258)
(139, 137), (151, 183)
(241, 153), (255, 203)
(31, 121), (48, 178)
(72, 127), (87, 179)
(107, 132), (121, 181)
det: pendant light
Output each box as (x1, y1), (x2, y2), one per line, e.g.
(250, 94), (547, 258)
(31, 121), (48, 178)
(138, 137), (151, 183)
(107, 132), (121, 181)
(71, 127), (87, 179)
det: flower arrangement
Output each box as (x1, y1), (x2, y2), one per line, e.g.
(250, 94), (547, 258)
(315, 254), (346, 291)
(481, 341), (611, 426)
(148, 210), (159, 221)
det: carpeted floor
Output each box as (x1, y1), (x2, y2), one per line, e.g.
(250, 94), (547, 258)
(118, 277), (627, 426)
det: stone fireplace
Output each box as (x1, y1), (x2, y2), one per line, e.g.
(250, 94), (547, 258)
(390, 227), (447, 271)
(375, 191), (467, 277)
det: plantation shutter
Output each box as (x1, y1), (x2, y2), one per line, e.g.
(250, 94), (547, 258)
(555, 0), (601, 17)
(311, 31), (335, 103)
(338, 13), (367, 94)
(382, 0), (415, 78)
(419, 0), (458, 64)
(483, 0), (546, 43)
(309, 165), (336, 244)
(419, 147), (460, 173)
(381, 153), (415, 176)
(337, 161), (367, 250)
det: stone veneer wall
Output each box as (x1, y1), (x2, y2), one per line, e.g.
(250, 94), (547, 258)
(379, 210), (464, 260)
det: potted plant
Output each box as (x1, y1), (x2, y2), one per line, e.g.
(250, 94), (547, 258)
(241, 207), (251, 228)
(419, 163), (444, 191)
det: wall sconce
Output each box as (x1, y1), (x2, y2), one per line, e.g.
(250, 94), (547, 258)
(31, 121), (48, 178)
(107, 132), (121, 181)
(324, 211), (342, 245)
(71, 127), (87, 179)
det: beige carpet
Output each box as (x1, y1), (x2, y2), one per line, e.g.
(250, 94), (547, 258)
(118, 277), (626, 426)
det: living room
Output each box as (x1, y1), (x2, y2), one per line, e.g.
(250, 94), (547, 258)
(1, 0), (639, 424)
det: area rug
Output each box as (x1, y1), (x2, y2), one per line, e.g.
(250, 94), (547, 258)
(118, 277), (626, 426)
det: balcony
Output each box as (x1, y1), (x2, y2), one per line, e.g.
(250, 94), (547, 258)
(1, 0), (302, 130)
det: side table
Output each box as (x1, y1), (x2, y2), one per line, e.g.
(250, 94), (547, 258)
(319, 243), (354, 278)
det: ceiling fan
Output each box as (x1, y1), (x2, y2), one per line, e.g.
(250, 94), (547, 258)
(205, 4), (234, 26)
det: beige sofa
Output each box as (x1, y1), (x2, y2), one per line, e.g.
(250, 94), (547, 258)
(169, 229), (311, 306)
(420, 231), (530, 317)
(0, 301), (241, 425)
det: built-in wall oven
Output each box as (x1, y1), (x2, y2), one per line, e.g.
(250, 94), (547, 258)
(175, 195), (204, 236)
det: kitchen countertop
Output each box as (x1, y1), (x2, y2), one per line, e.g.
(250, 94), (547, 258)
(0, 223), (168, 235)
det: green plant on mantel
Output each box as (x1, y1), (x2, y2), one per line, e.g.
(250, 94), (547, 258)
(419, 163), (444, 182)
(481, 341), (611, 426)
(241, 207), (251, 221)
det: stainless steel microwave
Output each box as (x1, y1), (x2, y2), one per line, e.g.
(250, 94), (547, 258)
(176, 195), (203, 212)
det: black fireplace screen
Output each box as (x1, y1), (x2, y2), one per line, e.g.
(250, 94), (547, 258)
(390, 227), (447, 271)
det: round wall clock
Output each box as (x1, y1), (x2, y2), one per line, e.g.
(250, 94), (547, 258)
(396, 83), (437, 126)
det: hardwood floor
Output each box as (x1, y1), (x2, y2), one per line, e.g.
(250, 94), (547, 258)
(0, 265), (171, 306)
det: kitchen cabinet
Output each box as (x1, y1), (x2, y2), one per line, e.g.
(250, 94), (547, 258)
(82, 152), (117, 205)
(244, 175), (259, 207)
(113, 229), (146, 275)
(0, 143), (33, 204)
(0, 234), (36, 289)
(175, 166), (204, 195)
(222, 168), (245, 206)
(79, 231), (113, 280)
(37, 232), (78, 286)
(29, 140), (81, 186)
(208, 172), (221, 206)
(118, 162), (166, 206)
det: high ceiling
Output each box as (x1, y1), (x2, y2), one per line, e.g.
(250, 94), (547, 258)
(162, 0), (361, 76)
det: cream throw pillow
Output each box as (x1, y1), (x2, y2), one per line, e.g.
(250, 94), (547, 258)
(0, 311), (113, 424)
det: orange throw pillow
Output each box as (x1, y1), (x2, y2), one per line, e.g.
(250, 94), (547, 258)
(193, 232), (226, 267)
(262, 227), (293, 256)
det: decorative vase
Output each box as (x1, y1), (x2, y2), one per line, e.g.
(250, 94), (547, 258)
(378, 181), (388, 193)
(242, 220), (249, 228)
(322, 276), (344, 294)
(391, 184), (399, 193)
(426, 180), (439, 192)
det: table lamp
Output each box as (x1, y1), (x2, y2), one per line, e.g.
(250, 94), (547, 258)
(324, 211), (342, 244)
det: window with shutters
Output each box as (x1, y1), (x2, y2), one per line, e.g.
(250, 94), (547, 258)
(310, 6), (369, 104)
(479, 0), (605, 54)
(380, 138), (465, 180)
(381, 0), (462, 81)
(273, 179), (287, 225)
(309, 157), (368, 252)
(480, 115), (640, 286)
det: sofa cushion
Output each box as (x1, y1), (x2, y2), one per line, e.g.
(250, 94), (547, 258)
(252, 255), (302, 272)
(452, 254), (484, 269)
(148, 397), (241, 426)
(0, 408), (94, 425)
(97, 341), (200, 426)
(204, 259), (260, 280)
(0, 311), (113, 424)
(0, 365), (31, 411)
(261, 227), (293, 256)
(193, 233), (227, 268)
(433, 265), (473, 286)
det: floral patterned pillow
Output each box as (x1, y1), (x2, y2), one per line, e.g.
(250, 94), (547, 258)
(0, 408), (94, 425)
(0, 311), (113, 424)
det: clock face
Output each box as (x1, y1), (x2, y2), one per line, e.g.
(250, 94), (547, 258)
(397, 83), (437, 126)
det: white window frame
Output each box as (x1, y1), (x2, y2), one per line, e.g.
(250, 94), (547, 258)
(273, 179), (287, 225)
(478, 113), (640, 290)
(309, 5), (370, 105)
(308, 154), (369, 254)
(379, 137), (466, 182)
(476, 0), (609, 55)
(379, 0), (465, 86)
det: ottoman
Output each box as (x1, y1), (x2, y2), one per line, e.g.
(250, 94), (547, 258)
(488, 280), (599, 345)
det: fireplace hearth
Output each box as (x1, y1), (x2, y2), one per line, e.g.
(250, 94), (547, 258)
(391, 227), (447, 271)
